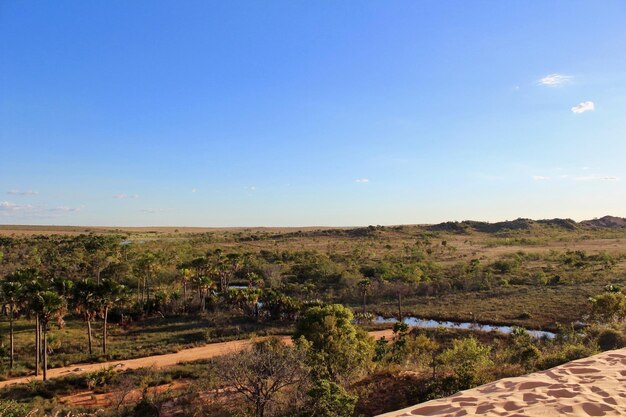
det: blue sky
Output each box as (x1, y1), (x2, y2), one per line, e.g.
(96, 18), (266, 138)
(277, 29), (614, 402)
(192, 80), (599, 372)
(1, 1), (625, 227)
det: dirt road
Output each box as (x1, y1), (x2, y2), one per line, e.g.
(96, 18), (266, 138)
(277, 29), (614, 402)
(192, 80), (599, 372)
(0, 329), (395, 389)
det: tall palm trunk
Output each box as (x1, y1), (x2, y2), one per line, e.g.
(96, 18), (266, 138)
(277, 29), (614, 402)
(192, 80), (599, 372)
(102, 306), (109, 355)
(9, 307), (14, 369)
(35, 315), (40, 377)
(145, 274), (151, 304)
(42, 325), (48, 381)
(362, 292), (367, 314)
(87, 318), (93, 355)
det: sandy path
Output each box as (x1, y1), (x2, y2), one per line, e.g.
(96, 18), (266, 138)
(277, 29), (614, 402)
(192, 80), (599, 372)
(0, 329), (395, 389)
(378, 348), (626, 417)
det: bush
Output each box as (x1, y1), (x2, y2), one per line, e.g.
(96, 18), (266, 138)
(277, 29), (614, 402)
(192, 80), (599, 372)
(438, 337), (492, 390)
(597, 328), (626, 351)
(305, 379), (357, 417)
(589, 292), (626, 323)
(0, 400), (31, 417)
(537, 343), (595, 369)
(133, 397), (159, 417)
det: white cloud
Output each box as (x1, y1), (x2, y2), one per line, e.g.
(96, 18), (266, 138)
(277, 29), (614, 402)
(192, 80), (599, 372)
(574, 175), (618, 181)
(7, 190), (39, 196)
(140, 208), (161, 214)
(191, 188), (197, 193)
(538, 74), (572, 86)
(0, 201), (34, 211)
(571, 101), (594, 114)
(49, 206), (83, 213)
(354, 178), (370, 183)
(532, 176), (550, 181)
(113, 193), (139, 199)
(0, 202), (83, 217)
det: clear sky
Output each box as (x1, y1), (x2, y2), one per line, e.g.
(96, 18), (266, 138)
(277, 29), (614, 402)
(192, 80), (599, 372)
(1, 1), (625, 227)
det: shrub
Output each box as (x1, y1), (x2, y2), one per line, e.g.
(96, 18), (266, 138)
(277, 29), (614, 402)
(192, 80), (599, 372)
(597, 328), (626, 351)
(589, 292), (626, 323)
(438, 337), (492, 390)
(305, 379), (357, 417)
(0, 400), (31, 417)
(538, 343), (595, 370)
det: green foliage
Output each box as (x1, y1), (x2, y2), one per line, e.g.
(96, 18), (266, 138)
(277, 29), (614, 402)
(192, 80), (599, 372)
(294, 304), (374, 381)
(537, 343), (596, 370)
(596, 328), (626, 351)
(85, 366), (117, 390)
(0, 400), (31, 417)
(132, 396), (159, 417)
(305, 379), (357, 417)
(589, 291), (626, 323)
(438, 337), (492, 390)
(508, 328), (540, 370)
(491, 259), (519, 274)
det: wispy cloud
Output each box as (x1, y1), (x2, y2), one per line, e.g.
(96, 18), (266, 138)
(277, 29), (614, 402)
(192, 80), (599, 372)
(531, 173), (619, 182)
(140, 208), (163, 214)
(354, 178), (370, 183)
(49, 206), (84, 213)
(538, 74), (572, 86)
(113, 193), (139, 199)
(0, 201), (34, 212)
(6, 190), (39, 196)
(0, 201), (83, 217)
(574, 175), (618, 181)
(191, 188), (197, 193)
(571, 101), (594, 114)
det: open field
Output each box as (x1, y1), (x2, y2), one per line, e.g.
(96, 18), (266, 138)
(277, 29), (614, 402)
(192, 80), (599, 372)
(1, 217), (625, 416)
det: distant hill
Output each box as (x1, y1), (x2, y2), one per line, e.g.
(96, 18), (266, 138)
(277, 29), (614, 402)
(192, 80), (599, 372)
(580, 215), (626, 229)
(426, 216), (624, 234)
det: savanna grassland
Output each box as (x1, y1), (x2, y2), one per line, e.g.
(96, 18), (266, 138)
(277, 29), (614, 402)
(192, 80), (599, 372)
(0, 216), (625, 417)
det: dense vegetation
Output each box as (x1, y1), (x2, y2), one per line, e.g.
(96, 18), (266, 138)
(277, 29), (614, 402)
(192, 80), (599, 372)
(0, 218), (625, 416)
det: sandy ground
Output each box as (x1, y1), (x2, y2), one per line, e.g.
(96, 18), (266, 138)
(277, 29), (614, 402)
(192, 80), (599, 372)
(378, 348), (626, 417)
(0, 329), (395, 389)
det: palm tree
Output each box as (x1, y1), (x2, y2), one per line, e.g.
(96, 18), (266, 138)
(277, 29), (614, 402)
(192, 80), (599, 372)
(193, 274), (215, 312)
(134, 252), (160, 307)
(15, 269), (46, 376)
(31, 291), (67, 381)
(1, 270), (27, 369)
(176, 264), (193, 312)
(71, 279), (99, 355)
(358, 278), (372, 315)
(97, 280), (127, 355)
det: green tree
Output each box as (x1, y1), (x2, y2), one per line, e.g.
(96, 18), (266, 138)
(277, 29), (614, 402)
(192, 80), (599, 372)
(294, 304), (374, 382)
(31, 291), (67, 381)
(97, 280), (128, 355)
(134, 252), (160, 307)
(358, 278), (372, 314)
(1, 270), (29, 369)
(230, 288), (262, 320)
(305, 379), (357, 417)
(22, 270), (45, 376)
(71, 279), (99, 355)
